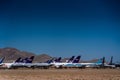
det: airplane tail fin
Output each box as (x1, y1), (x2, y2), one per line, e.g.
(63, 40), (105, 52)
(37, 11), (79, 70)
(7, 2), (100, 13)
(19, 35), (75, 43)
(0, 57), (5, 63)
(54, 57), (62, 62)
(45, 58), (54, 63)
(15, 57), (22, 63)
(67, 56), (75, 63)
(14, 56), (34, 63)
(26, 56), (34, 63)
(102, 57), (105, 65)
(57, 57), (61, 62)
(96, 58), (103, 63)
(109, 56), (113, 65)
(72, 56), (81, 63)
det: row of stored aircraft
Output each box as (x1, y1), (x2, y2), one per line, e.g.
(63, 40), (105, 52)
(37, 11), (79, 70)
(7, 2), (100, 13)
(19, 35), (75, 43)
(50, 56), (116, 68)
(0, 56), (118, 69)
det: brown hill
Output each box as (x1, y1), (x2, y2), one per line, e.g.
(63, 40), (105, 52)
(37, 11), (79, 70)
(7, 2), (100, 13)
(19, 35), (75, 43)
(0, 47), (51, 62)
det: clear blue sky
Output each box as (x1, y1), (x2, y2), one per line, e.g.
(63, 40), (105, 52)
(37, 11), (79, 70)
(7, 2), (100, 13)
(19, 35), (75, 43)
(0, 0), (120, 62)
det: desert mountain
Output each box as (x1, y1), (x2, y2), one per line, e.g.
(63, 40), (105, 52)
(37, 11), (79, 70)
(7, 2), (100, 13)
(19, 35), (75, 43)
(0, 47), (52, 62)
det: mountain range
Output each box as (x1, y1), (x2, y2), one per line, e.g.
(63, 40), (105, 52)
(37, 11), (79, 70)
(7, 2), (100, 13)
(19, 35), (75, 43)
(0, 47), (52, 62)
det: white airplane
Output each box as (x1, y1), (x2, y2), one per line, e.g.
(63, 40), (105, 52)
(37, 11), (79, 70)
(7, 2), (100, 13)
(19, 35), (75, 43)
(74, 56), (116, 68)
(79, 56), (115, 68)
(1, 56), (35, 68)
(51, 56), (82, 68)
(51, 56), (104, 68)
(62, 56), (102, 68)
(2, 56), (52, 69)
(78, 57), (104, 68)
(101, 56), (115, 68)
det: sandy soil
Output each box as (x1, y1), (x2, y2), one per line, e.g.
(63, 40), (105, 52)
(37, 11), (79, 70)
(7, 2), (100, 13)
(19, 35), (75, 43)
(0, 69), (120, 80)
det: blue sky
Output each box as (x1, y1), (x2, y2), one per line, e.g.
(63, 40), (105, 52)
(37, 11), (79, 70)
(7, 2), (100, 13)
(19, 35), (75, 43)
(0, 0), (120, 62)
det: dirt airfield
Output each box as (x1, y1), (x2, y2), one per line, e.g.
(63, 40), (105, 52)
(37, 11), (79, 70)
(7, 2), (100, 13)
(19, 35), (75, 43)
(0, 69), (120, 80)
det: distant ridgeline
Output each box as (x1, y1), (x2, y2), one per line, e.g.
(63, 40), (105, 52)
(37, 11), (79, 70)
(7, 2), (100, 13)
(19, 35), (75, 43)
(0, 47), (52, 62)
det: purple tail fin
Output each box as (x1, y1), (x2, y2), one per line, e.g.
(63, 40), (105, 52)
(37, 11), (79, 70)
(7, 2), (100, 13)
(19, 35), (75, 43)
(45, 58), (54, 63)
(54, 57), (62, 62)
(15, 57), (22, 63)
(67, 56), (75, 63)
(72, 56), (81, 63)
(26, 56), (34, 63)
(15, 56), (34, 63)
(0, 57), (5, 63)
(18, 57), (28, 63)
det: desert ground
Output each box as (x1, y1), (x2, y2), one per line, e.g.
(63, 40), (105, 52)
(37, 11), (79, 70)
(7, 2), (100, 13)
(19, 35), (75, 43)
(0, 69), (120, 80)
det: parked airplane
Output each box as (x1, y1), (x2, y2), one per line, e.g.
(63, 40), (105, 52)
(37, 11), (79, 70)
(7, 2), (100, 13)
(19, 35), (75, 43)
(51, 56), (81, 68)
(101, 56), (115, 68)
(65, 56), (116, 69)
(2, 56), (52, 69)
(62, 56), (84, 68)
(107, 56), (120, 68)
(2, 56), (35, 68)
(78, 58), (103, 68)
(75, 56), (115, 68)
